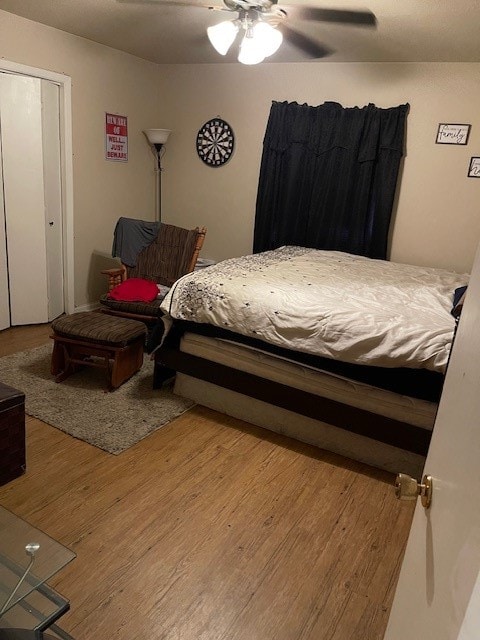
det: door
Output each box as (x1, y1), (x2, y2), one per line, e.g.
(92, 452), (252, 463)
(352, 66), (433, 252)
(41, 79), (64, 321)
(384, 240), (480, 639)
(0, 72), (64, 326)
(0, 141), (9, 331)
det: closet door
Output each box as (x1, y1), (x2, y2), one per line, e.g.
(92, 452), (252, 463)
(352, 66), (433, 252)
(0, 73), (49, 325)
(0, 148), (9, 331)
(41, 79), (64, 321)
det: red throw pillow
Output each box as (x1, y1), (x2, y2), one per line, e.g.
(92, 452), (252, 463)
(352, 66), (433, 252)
(108, 278), (158, 302)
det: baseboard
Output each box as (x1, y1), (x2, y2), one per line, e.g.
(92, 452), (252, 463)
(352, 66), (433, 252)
(74, 302), (101, 313)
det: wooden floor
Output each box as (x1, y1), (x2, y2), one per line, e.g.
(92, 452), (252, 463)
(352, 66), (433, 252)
(0, 324), (415, 640)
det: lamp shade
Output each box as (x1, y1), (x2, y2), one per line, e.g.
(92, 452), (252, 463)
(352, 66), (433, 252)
(207, 21), (239, 55)
(238, 30), (266, 65)
(143, 128), (171, 145)
(253, 22), (283, 57)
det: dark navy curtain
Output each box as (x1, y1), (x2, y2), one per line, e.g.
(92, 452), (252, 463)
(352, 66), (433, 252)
(253, 101), (409, 259)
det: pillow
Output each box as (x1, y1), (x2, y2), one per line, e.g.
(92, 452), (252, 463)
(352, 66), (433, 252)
(108, 278), (158, 302)
(451, 285), (468, 318)
(156, 284), (171, 299)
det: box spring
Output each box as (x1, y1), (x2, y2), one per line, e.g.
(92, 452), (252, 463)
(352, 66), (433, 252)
(154, 329), (438, 475)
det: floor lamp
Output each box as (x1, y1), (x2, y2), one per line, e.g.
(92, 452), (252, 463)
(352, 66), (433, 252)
(143, 128), (171, 222)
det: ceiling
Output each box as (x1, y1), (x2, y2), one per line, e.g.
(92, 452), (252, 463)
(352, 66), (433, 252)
(0, 0), (479, 65)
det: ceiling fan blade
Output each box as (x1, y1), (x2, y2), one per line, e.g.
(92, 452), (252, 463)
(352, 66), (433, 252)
(281, 6), (376, 27)
(116, 0), (226, 9)
(281, 25), (333, 58)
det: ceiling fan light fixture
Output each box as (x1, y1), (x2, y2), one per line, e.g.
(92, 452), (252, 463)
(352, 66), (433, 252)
(207, 20), (239, 55)
(253, 21), (283, 58)
(238, 27), (266, 65)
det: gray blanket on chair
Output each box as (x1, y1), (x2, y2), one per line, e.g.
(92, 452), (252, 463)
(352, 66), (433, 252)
(112, 217), (160, 267)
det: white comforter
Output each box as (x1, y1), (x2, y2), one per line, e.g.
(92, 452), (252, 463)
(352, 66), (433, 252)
(160, 247), (469, 373)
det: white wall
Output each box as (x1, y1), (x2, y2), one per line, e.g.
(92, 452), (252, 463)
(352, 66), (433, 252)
(158, 62), (480, 274)
(0, 7), (478, 311)
(0, 9), (166, 308)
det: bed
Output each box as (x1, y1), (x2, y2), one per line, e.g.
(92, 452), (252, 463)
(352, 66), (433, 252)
(153, 246), (468, 475)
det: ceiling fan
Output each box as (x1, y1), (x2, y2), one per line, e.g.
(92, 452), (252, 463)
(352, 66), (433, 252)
(117, 0), (376, 64)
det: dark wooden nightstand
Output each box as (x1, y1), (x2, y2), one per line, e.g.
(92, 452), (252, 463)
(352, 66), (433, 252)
(0, 382), (25, 486)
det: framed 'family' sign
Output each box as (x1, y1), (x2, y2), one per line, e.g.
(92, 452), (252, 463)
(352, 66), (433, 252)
(436, 123), (471, 145)
(468, 157), (480, 178)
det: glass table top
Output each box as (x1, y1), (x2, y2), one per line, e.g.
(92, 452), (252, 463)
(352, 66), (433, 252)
(0, 506), (76, 616)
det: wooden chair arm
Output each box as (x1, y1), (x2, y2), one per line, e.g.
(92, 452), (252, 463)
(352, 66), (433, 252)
(187, 226), (207, 274)
(101, 266), (127, 291)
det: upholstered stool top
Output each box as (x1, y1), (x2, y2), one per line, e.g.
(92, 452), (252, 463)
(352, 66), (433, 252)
(51, 312), (146, 346)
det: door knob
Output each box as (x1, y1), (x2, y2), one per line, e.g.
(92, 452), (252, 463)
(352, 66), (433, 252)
(395, 473), (433, 509)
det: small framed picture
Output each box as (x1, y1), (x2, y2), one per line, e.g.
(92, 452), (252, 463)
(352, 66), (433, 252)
(436, 123), (471, 145)
(468, 157), (480, 178)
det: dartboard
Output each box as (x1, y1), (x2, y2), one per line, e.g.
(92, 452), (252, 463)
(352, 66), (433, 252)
(196, 118), (235, 167)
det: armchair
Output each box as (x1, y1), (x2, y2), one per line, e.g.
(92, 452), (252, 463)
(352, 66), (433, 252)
(100, 223), (206, 324)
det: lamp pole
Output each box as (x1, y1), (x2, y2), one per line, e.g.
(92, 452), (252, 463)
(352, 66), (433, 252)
(154, 143), (163, 223)
(143, 129), (171, 223)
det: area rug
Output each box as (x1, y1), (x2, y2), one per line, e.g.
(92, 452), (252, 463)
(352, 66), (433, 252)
(0, 344), (194, 454)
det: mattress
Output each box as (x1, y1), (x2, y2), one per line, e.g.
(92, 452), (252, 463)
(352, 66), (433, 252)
(161, 246), (469, 373)
(179, 332), (437, 429)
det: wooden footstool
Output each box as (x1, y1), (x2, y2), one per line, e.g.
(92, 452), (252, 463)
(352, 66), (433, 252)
(50, 312), (147, 390)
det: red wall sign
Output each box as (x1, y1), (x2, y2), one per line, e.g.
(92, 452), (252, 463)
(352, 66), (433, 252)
(105, 113), (128, 162)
